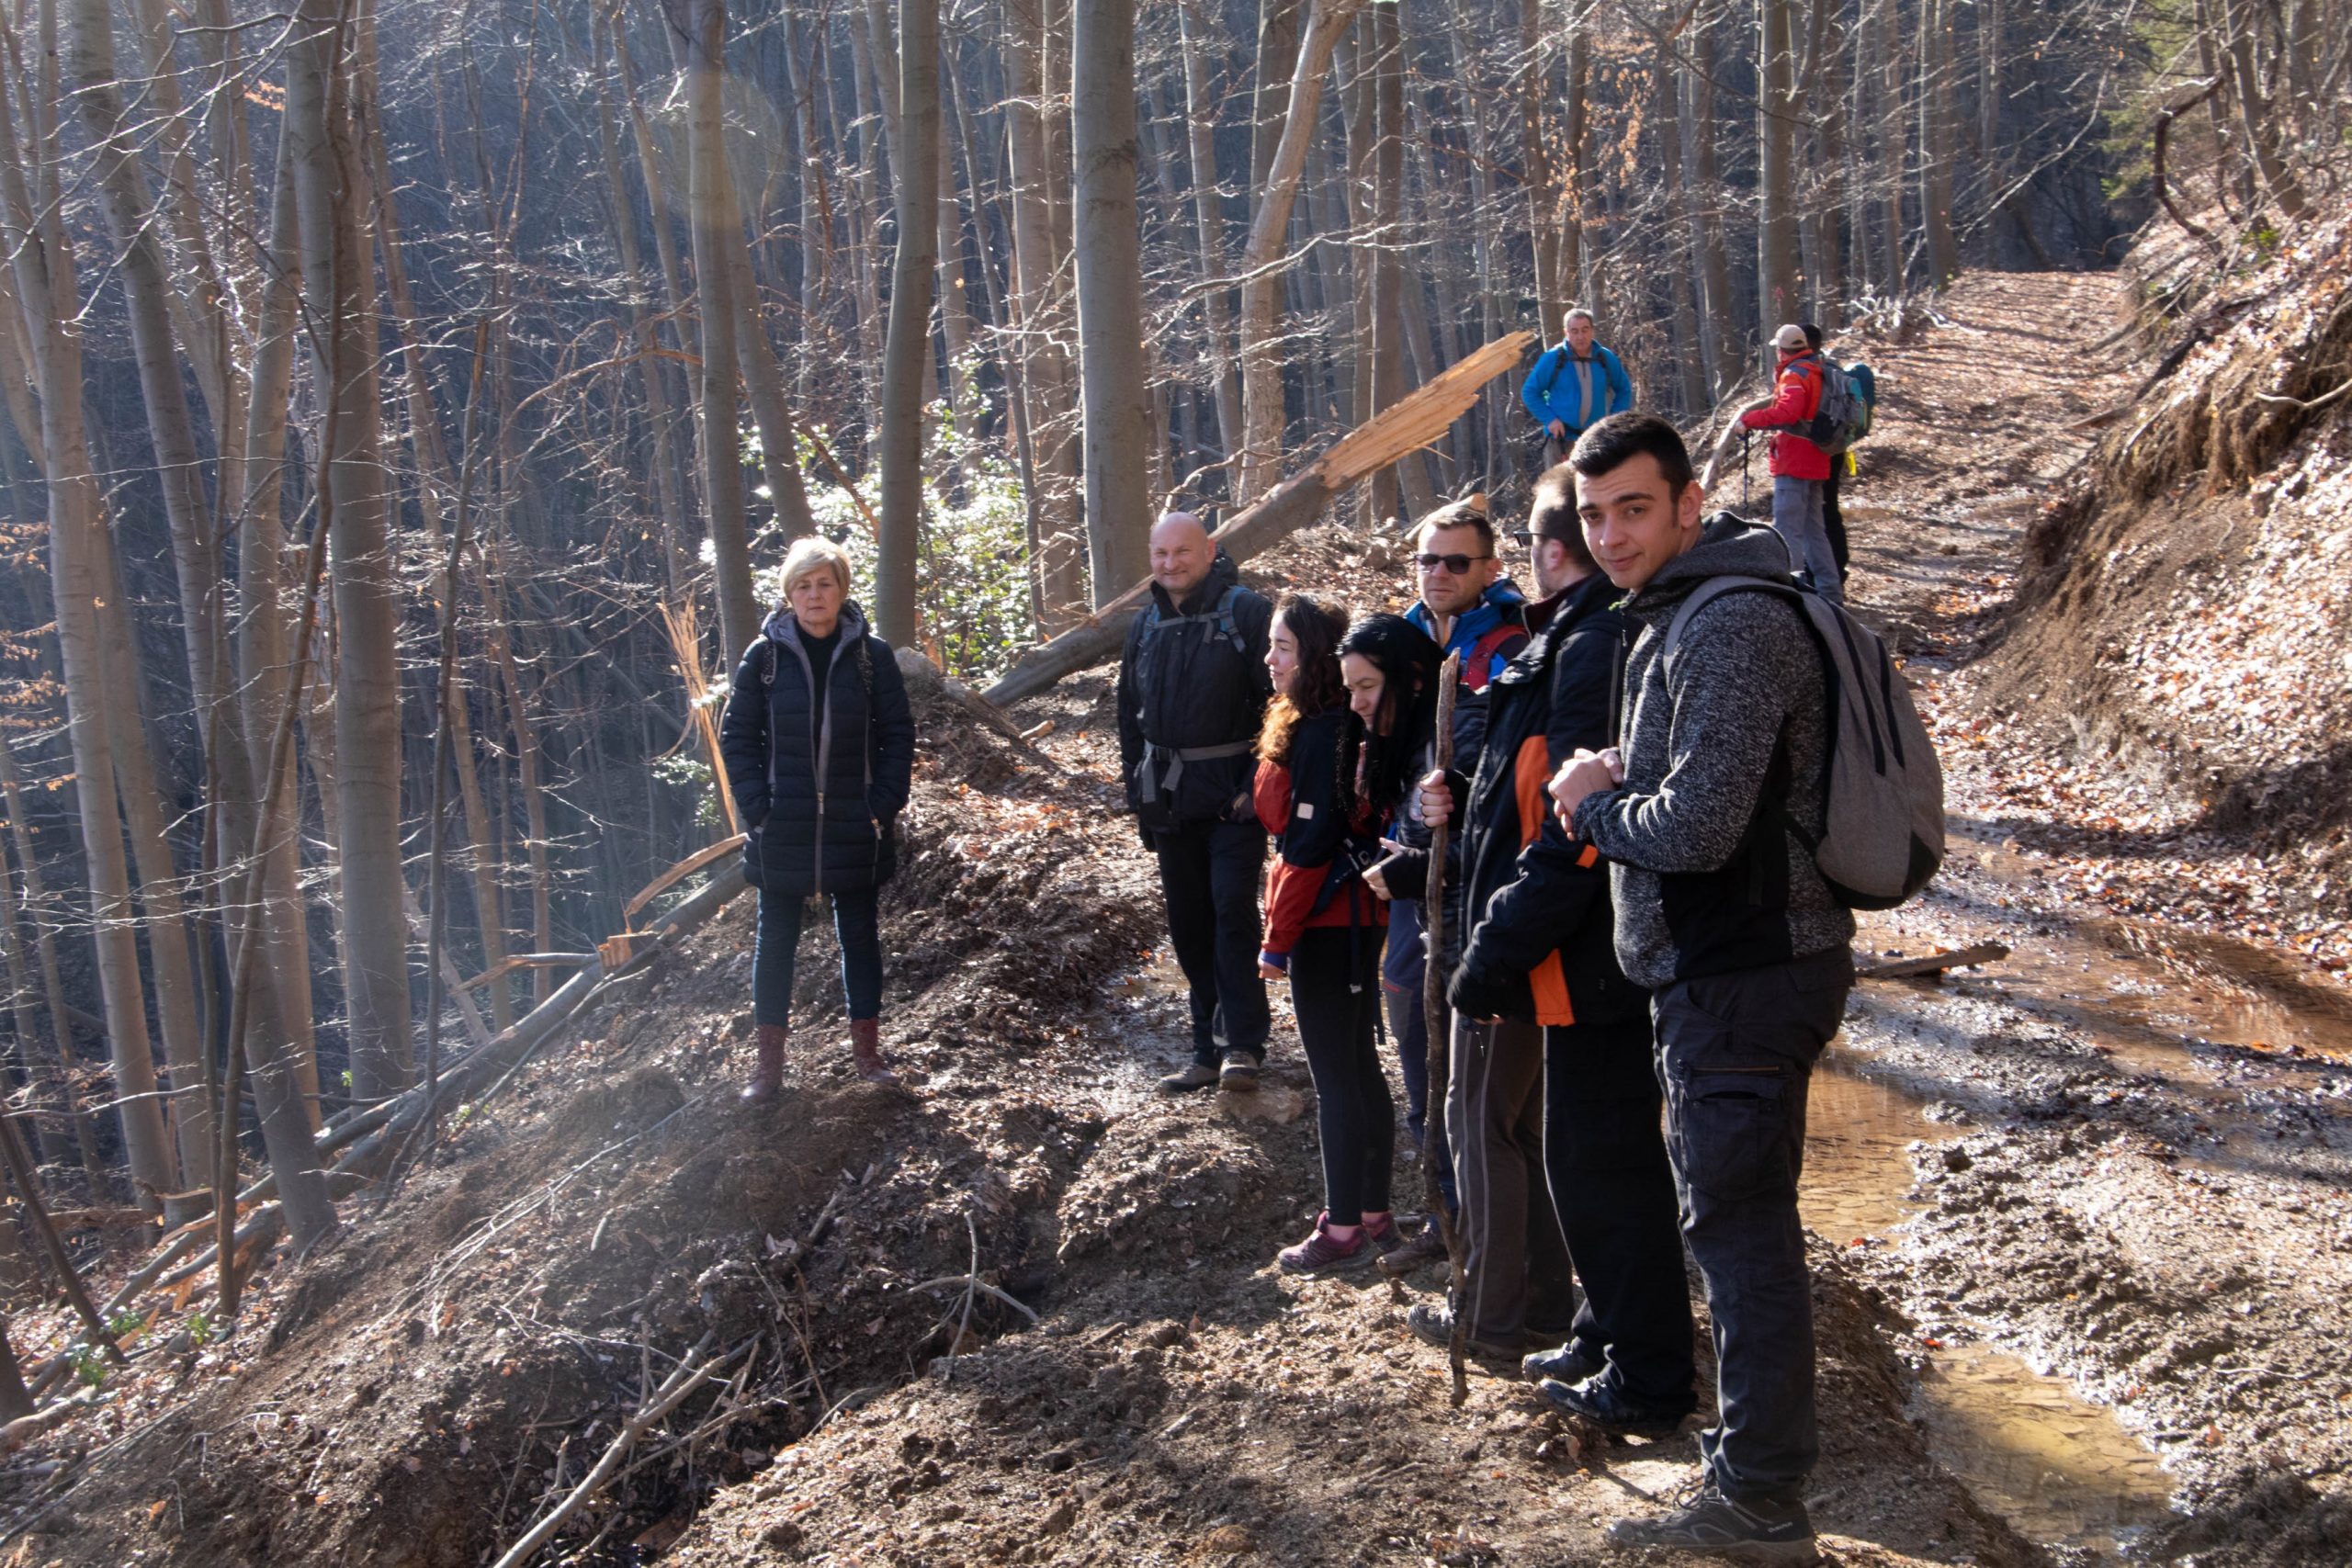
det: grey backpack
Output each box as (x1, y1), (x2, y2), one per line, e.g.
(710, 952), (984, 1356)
(1804, 357), (1869, 456)
(1663, 576), (1944, 909)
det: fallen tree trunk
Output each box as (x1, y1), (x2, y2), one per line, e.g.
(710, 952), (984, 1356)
(1854, 942), (2008, 980)
(982, 330), (1534, 707)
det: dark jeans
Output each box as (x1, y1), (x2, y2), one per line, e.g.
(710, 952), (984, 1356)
(1544, 1014), (1696, 1411)
(1654, 947), (1853, 1506)
(1383, 903), (1457, 1213)
(1446, 1016), (1577, 1345)
(1823, 467), (1849, 575)
(753, 885), (883, 1025)
(1291, 928), (1393, 1227)
(1153, 818), (1271, 1066)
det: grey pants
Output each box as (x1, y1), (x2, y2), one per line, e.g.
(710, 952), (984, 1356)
(1653, 947), (1853, 1505)
(1770, 476), (1842, 601)
(1445, 1016), (1577, 1346)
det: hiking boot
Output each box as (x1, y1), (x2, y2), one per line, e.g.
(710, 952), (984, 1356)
(1362, 1212), (1404, 1253)
(1537, 1373), (1694, 1438)
(1159, 1060), (1220, 1093)
(1218, 1051), (1261, 1092)
(741, 1023), (788, 1104)
(1277, 1213), (1374, 1275)
(1376, 1222), (1449, 1277)
(1521, 1343), (1604, 1386)
(1404, 1301), (1522, 1361)
(1607, 1481), (1816, 1561)
(849, 1018), (899, 1085)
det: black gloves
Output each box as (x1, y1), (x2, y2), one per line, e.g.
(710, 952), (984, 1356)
(1446, 963), (1522, 1024)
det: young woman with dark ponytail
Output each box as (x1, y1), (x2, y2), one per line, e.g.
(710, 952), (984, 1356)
(1255, 604), (1442, 1272)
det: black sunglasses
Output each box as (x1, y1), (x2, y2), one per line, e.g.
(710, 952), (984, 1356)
(1414, 552), (1491, 575)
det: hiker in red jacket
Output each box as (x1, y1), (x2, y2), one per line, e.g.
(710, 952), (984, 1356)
(1725, 323), (1843, 602)
(1254, 601), (1427, 1274)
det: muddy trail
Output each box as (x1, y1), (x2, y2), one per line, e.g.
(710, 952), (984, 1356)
(6, 268), (2348, 1568)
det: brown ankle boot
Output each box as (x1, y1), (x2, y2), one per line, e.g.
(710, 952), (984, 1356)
(849, 1018), (899, 1085)
(742, 1022), (788, 1104)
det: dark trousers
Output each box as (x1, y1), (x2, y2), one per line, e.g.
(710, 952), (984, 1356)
(1291, 928), (1394, 1226)
(1544, 1015), (1697, 1411)
(1383, 903), (1457, 1213)
(1154, 819), (1271, 1066)
(1446, 1016), (1577, 1345)
(1824, 467), (1849, 575)
(1654, 947), (1853, 1506)
(753, 885), (883, 1025)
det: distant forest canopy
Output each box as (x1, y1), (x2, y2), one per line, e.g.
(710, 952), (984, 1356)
(0, 0), (2333, 1220)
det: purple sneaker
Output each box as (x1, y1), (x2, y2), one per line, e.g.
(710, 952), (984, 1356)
(1277, 1213), (1374, 1274)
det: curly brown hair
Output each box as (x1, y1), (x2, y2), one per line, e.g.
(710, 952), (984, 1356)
(1255, 594), (1349, 766)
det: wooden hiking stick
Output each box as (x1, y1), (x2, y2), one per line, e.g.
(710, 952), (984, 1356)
(1420, 652), (1470, 1407)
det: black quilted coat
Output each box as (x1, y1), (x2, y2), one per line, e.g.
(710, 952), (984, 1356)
(719, 604), (916, 897)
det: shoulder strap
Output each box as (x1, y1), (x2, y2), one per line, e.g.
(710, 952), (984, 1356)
(1660, 576), (1801, 683)
(760, 638), (777, 689)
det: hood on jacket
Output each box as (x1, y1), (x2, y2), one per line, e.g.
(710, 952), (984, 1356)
(763, 600), (870, 646)
(1405, 576), (1529, 646)
(1630, 514), (1791, 613)
(1148, 547), (1242, 617)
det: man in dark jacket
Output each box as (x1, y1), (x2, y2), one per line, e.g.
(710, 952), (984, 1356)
(1414, 464), (1698, 1407)
(1374, 499), (1528, 1269)
(1550, 413), (1855, 1560)
(1118, 513), (1275, 1093)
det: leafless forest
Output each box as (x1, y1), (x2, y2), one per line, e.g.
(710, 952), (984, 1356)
(0, 0), (2341, 1496)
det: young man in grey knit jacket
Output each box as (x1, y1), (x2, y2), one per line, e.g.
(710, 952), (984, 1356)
(1547, 412), (1855, 1562)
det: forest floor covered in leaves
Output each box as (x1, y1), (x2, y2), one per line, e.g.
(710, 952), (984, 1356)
(7, 261), (2352, 1568)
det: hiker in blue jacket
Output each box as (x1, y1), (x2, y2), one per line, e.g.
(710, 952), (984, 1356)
(1520, 310), (1634, 468)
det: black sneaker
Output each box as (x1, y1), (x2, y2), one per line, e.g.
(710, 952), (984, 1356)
(1404, 1301), (1522, 1361)
(1218, 1051), (1261, 1092)
(1520, 1343), (1603, 1386)
(1608, 1481), (1816, 1561)
(1538, 1373), (1694, 1438)
(1159, 1060), (1220, 1093)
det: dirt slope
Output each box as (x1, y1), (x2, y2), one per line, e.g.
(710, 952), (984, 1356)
(11, 263), (2352, 1568)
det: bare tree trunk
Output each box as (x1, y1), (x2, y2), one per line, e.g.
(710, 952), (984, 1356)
(1919, 0), (1962, 287)
(0, 14), (177, 1210)
(64, 0), (227, 755)
(1561, 18), (1591, 312)
(1238, 0), (1370, 503)
(1517, 0), (1562, 344)
(235, 131), (326, 1110)
(0, 747), (98, 1174)
(674, 0), (762, 661)
(1002, 0), (1086, 623)
(593, 8), (692, 597)
(2219, 0), (2311, 220)
(1072, 0), (1153, 593)
(91, 562), (212, 1204)
(1758, 0), (1803, 332)
(1178, 0), (1245, 475)
(876, 0), (941, 644)
(289, 0), (413, 1102)
(1682, 25), (1736, 392)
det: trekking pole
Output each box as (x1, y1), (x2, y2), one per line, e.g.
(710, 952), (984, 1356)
(1741, 429), (1751, 513)
(1420, 652), (1471, 1409)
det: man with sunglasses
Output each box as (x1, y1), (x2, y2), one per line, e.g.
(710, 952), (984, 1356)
(1366, 498), (1528, 1275)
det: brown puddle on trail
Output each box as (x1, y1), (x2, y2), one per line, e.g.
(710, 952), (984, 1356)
(1804, 1066), (2179, 1556)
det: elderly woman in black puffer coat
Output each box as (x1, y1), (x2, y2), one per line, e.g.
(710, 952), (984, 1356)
(719, 536), (917, 1098)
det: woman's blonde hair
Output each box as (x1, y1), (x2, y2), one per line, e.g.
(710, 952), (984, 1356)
(778, 536), (854, 603)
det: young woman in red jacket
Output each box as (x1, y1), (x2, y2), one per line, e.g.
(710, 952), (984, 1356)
(1256, 604), (1440, 1273)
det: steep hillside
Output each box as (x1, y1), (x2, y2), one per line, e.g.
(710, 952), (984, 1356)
(1992, 215), (2352, 977)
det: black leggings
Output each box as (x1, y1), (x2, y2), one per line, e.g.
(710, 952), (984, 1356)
(1290, 927), (1394, 1226)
